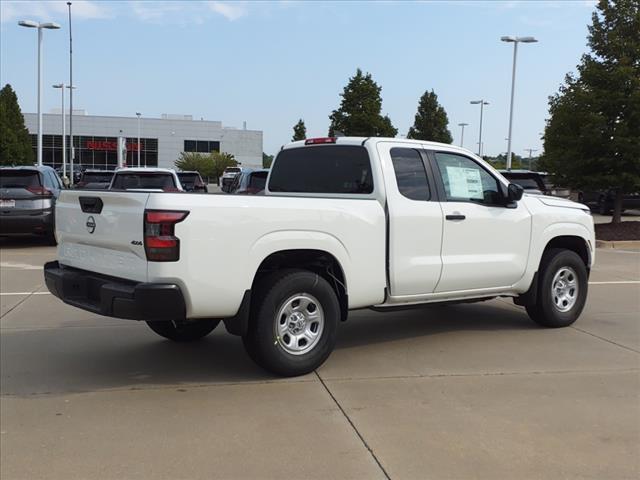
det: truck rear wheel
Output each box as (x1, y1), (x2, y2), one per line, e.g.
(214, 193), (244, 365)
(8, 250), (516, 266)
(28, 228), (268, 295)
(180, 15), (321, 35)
(526, 248), (588, 328)
(243, 269), (339, 377)
(145, 319), (219, 342)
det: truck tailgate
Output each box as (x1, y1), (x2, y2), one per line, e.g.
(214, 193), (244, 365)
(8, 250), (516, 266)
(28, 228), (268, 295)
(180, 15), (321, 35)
(55, 191), (149, 282)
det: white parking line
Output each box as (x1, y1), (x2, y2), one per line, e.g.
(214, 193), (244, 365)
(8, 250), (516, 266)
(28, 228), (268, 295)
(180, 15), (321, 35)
(0, 262), (44, 270)
(1, 292), (51, 296)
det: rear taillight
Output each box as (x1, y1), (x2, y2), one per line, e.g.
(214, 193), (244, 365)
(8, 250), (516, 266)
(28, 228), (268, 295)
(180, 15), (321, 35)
(144, 210), (189, 262)
(26, 186), (53, 197)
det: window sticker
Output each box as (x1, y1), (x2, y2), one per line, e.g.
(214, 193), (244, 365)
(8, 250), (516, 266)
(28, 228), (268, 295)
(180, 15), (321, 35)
(446, 166), (483, 199)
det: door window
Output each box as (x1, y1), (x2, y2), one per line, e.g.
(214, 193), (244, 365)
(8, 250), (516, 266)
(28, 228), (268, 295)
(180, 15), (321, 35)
(390, 148), (430, 201)
(434, 153), (502, 205)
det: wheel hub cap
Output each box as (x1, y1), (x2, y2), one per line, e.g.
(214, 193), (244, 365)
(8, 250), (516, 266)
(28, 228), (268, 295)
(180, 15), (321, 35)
(551, 266), (579, 313)
(275, 293), (325, 356)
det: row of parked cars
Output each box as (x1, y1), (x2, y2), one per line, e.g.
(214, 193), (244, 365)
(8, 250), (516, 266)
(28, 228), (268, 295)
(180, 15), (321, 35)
(0, 165), (269, 243)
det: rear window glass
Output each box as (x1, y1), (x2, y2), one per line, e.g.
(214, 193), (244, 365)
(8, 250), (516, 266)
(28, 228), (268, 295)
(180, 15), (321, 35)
(111, 173), (176, 190)
(269, 146), (373, 194)
(249, 172), (268, 190)
(225, 168), (241, 174)
(0, 170), (41, 188)
(508, 177), (540, 189)
(82, 172), (113, 183)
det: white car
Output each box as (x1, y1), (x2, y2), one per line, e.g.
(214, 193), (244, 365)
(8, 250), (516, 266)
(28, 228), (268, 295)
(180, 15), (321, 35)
(45, 137), (595, 376)
(108, 167), (183, 192)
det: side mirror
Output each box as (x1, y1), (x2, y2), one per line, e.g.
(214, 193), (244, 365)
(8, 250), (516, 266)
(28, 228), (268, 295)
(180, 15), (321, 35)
(507, 183), (524, 202)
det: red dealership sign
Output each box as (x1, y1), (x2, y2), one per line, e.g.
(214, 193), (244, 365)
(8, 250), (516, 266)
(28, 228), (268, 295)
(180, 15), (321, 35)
(86, 140), (140, 151)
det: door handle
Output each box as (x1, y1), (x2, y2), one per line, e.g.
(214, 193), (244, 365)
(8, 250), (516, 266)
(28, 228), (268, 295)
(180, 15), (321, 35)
(445, 214), (466, 221)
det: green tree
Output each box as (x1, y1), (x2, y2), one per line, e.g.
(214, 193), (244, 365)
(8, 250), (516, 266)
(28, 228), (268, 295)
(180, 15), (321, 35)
(262, 152), (274, 169)
(539, 0), (640, 223)
(0, 84), (34, 165)
(328, 69), (397, 137)
(407, 90), (453, 143)
(174, 152), (214, 179)
(292, 119), (307, 141)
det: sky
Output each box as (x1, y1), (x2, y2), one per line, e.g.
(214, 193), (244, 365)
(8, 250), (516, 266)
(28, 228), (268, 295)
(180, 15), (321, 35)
(1, 0), (597, 157)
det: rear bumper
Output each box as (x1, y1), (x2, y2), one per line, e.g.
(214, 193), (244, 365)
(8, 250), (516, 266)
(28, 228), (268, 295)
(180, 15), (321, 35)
(0, 211), (53, 235)
(44, 261), (186, 321)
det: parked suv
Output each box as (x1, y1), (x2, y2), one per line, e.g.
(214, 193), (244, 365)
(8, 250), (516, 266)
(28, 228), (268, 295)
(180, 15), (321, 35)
(227, 169), (269, 194)
(177, 171), (208, 193)
(499, 170), (570, 198)
(109, 168), (183, 192)
(0, 165), (64, 243)
(577, 189), (640, 215)
(75, 170), (114, 190)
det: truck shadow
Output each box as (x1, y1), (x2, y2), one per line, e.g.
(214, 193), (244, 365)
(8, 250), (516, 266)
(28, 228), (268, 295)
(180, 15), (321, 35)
(1, 302), (532, 395)
(0, 236), (54, 249)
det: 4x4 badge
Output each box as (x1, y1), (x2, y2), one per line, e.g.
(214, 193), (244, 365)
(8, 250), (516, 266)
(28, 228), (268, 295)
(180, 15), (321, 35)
(86, 216), (96, 234)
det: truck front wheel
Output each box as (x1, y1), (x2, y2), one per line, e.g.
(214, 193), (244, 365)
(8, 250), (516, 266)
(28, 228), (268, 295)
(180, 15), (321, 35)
(243, 269), (339, 377)
(145, 319), (220, 342)
(526, 248), (588, 328)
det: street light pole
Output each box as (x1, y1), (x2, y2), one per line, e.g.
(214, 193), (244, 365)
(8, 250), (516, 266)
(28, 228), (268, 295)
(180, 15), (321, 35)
(501, 35), (538, 170)
(67, 2), (74, 183)
(53, 84), (66, 179)
(458, 122), (469, 148)
(470, 100), (489, 157)
(136, 112), (141, 167)
(19, 20), (60, 166)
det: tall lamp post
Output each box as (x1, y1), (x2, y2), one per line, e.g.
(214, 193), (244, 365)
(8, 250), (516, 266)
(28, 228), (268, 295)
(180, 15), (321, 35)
(18, 20), (61, 166)
(136, 112), (142, 167)
(501, 35), (538, 170)
(458, 122), (469, 148)
(470, 100), (489, 156)
(52, 84), (67, 179)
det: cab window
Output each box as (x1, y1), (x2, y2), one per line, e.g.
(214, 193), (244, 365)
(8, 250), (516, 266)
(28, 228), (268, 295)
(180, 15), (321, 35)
(390, 148), (430, 201)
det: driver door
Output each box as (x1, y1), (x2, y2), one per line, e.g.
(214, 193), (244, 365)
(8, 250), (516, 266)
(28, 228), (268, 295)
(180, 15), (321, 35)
(430, 151), (532, 293)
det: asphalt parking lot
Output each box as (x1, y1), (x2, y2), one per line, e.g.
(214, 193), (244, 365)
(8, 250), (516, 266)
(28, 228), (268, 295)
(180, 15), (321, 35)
(1, 240), (639, 480)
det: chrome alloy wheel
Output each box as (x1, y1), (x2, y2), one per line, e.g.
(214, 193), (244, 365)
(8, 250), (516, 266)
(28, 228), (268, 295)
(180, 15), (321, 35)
(275, 293), (324, 355)
(551, 266), (579, 313)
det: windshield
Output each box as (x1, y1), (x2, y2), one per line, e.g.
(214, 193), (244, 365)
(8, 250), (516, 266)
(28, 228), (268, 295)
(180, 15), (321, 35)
(111, 173), (176, 190)
(81, 172), (114, 183)
(0, 170), (41, 188)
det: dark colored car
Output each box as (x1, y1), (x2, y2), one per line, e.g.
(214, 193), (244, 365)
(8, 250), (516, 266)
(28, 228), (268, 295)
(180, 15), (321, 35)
(177, 171), (208, 193)
(499, 170), (570, 198)
(577, 189), (640, 214)
(0, 166), (64, 243)
(227, 169), (269, 195)
(75, 170), (114, 190)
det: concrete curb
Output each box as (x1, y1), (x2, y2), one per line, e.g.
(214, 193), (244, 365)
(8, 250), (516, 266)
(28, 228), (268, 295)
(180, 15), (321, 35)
(596, 239), (640, 249)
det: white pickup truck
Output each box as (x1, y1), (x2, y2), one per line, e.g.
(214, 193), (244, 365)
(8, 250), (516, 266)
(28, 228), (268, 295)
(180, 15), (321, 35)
(45, 137), (595, 376)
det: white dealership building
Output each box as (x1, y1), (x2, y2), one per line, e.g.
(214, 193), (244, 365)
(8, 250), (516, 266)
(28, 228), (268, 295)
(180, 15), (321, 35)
(23, 112), (263, 170)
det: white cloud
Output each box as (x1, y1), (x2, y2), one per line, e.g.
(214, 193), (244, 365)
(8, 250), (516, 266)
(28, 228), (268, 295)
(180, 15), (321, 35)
(0, 0), (111, 23)
(208, 1), (247, 21)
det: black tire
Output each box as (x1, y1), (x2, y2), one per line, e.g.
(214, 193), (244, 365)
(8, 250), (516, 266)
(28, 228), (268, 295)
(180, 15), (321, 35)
(242, 269), (340, 377)
(146, 319), (219, 342)
(526, 248), (588, 328)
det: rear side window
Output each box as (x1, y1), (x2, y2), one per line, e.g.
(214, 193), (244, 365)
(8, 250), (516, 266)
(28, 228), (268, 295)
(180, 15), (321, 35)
(112, 173), (176, 190)
(390, 148), (430, 201)
(0, 170), (41, 188)
(178, 173), (199, 187)
(269, 146), (373, 194)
